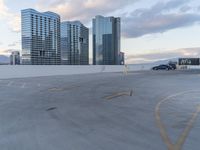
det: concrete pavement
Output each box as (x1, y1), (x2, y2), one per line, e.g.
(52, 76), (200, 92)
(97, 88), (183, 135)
(0, 70), (200, 150)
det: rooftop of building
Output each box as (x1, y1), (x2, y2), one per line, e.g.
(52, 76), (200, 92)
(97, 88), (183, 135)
(21, 8), (60, 18)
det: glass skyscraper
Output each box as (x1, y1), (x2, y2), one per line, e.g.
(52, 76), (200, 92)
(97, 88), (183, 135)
(93, 15), (121, 65)
(10, 51), (20, 65)
(61, 21), (89, 65)
(21, 9), (61, 65)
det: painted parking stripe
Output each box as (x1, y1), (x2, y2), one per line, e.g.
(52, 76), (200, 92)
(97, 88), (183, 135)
(48, 85), (80, 92)
(104, 90), (133, 100)
(155, 90), (200, 150)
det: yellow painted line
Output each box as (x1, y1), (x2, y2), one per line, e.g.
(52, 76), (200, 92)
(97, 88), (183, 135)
(174, 105), (200, 150)
(64, 85), (80, 90)
(48, 85), (80, 92)
(104, 90), (133, 100)
(48, 88), (63, 92)
(156, 100), (173, 149)
(155, 90), (200, 150)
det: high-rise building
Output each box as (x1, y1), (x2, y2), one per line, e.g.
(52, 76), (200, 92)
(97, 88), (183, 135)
(10, 51), (20, 65)
(93, 15), (121, 65)
(21, 9), (61, 65)
(61, 21), (89, 65)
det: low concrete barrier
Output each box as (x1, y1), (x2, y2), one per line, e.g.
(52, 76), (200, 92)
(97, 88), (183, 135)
(187, 66), (200, 70)
(0, 64), (154, 79)
(177, 65), (200, 70)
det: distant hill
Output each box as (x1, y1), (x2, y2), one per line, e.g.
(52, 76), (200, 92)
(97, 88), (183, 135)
(0, 55), (9, 64)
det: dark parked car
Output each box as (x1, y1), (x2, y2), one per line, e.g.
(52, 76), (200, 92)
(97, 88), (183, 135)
(152, 65), (173, 70)
(168, 63), (177, 70)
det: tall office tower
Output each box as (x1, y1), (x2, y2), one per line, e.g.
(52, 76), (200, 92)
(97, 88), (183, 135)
(61, 21), (89, 65)
(21, 9), (61, 65)
(93, 15), (121, 65)
(10, 51), (20, 65)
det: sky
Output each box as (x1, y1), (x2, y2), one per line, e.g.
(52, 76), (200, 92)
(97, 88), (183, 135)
(0, 0), (200, 64)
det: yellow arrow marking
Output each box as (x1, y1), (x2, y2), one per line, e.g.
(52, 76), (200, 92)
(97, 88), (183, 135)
(174, 105), (200, 150)
(104, 90), (133, 100)
(155, 90), (200, 150)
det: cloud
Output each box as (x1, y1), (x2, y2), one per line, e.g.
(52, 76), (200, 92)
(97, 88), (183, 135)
(0, 48), (20, 55)
(0, 0), (8, 18)
(1, 0), (200, 38)
(123, 0), (200, 38)
(126, 47), (200, 64)
(180, 5), (191, 12)
(8, 44), (16, 47)
(0, 0), (20, 32)
(36, 0), (200, 38)
(8, 41), (20, 47)
(8, 14), (21, 33)
(1, 49), (12, 54)
(36, 0), (136, 23)
(0, 48), (11, 55)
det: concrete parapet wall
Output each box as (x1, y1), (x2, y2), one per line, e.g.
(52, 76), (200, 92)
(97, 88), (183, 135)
(0, 64), (155, 79)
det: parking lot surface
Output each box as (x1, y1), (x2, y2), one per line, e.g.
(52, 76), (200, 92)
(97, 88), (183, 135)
(0, 70), (200, 150)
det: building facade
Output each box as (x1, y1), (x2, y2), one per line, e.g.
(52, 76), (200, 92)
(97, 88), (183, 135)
(93, 15), (121, 65)
(10, 51), (20, 65)
(21, 9), (61, 65)
(61, 21), (89, 65)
